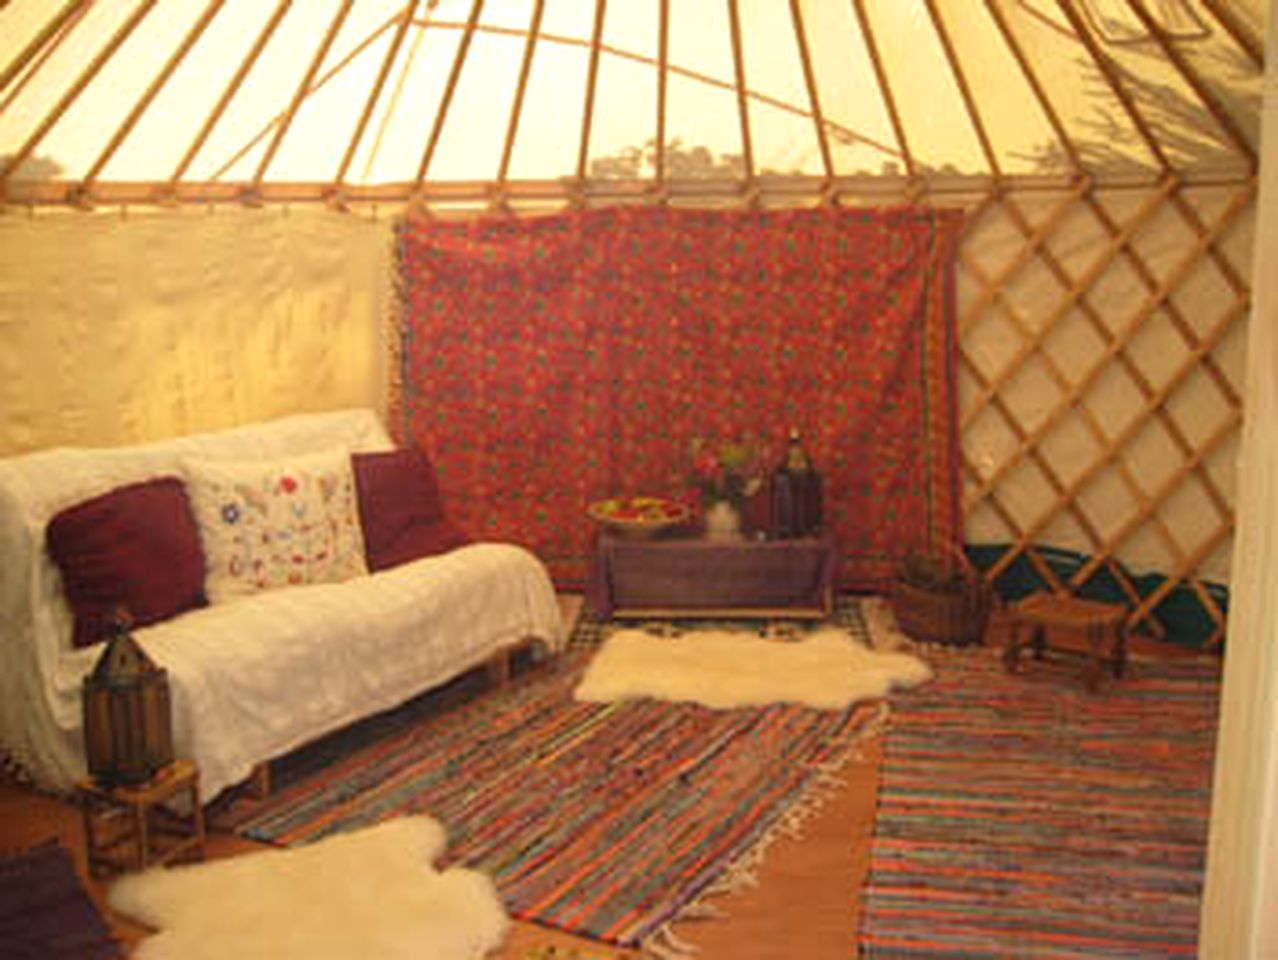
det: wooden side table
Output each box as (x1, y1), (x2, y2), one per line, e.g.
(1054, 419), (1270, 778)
(1002, 593), (1128, 691)
(78, 758), (205, 876)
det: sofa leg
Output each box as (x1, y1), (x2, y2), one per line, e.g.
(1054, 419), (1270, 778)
(486, 650), (513, 686)
(246, 762), (271, 799)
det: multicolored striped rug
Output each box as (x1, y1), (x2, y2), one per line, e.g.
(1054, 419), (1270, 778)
(859, 644), (1221, 958)
(215, 605), (884, 951)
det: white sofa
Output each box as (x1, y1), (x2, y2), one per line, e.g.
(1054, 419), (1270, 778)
(0, 409), (563, 800)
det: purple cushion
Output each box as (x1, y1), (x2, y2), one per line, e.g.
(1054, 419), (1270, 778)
(46, 477), (206, 649)
(352, 448), (472, 571)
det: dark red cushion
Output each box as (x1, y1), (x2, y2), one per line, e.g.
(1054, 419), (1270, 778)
(352, 448), (472, 571)
(46, 477), (207, 649)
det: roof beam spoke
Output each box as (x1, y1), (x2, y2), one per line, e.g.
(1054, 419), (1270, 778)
(0, 0), (88, 97)
(788, 0), (832, 182)
(333, 2), (421, 193)
(1122, 0), (1256, 171)
(416, 0), (484, 186)
(848, 0), (913, 177)
(82, 0), (227, 193)
(168, 0), (291, 189)
(1053, 0), (1172, 173)
(575, 0), (608, 186)
(1197, 0), (1264, 69)
(252, 1), (353, 189)
(981, 0), (1082, 174)
(921, 0), (999, 176)
(655, 0), (670, 190)
(1, 0), (158, 185)
(496, 0), (546, 186)
(724, 0), (754, 186)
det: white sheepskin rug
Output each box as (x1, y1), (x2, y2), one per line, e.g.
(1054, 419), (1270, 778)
(575, 626), (931, 709)
(108, 816), (508, 960)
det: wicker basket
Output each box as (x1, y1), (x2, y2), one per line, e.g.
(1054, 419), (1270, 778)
(889, 547), (993, 646)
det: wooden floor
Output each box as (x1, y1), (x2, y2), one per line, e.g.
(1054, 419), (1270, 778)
(0, 603), (1201, 959)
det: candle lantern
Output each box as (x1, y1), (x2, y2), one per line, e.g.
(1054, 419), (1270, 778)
(770, 428), (824, 539)
(81, 611), (174, 786)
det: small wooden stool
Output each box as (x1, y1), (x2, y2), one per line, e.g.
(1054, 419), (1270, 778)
(77, 758), (205, 876)
(1003, 593), (1128, 691)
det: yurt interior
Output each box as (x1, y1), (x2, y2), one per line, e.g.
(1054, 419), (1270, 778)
(1, 1), (1276, 957)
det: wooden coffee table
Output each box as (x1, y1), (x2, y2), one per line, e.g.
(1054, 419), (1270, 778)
(587, 532), (836, 620)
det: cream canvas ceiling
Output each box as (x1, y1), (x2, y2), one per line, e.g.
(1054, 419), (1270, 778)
(0, 0), (1267, 208)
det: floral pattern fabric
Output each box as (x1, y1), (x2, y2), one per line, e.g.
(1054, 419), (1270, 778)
(183, 448), (367, 603)
(394, 205), (962, 590)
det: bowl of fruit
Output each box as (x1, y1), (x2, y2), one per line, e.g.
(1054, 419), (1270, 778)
(587, 495), (691, 539)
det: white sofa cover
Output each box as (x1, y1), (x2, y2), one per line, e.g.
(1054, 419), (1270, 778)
(0, 409), (563, 800)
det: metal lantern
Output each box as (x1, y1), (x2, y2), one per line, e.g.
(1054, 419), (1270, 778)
(770, 428), (823, 539)
(81, 612), (174, 786)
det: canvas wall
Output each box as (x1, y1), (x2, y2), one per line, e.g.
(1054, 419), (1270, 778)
(0, 206), (393, 457)
(0, 184), (1253, 644)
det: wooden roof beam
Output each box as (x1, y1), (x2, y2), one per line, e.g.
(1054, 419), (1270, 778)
(81, 0), (227, 193)
(655, 0), (670, 189)
(1, 0), (157, 184)
(575, 0), (608, 184)
(725, 0), (755, 184)
(333, 1), (421, 192)
(495, 0), (546, 185)
(788, 0), (833, 182)
(1053, 0), (1172, 174)
(922, 0), (999, 176)
(168, 0), (291, 189)
(415, 0), (484, 185)
(252, 1), (352, 189)
(0, 0), (88, 96)
(849, 0), (914, 177)
(408, 17), (900, 161)
(1123, 0), (1257, 171)
(1198, 0), (1264, 69)
(982, 0), (1083, 175)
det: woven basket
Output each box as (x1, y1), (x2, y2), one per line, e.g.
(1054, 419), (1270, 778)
(889, 547), (993, 646)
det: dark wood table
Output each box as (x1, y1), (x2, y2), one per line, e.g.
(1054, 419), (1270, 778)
(587, 532), (837, 620)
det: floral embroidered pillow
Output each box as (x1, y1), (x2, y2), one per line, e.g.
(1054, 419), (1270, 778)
(183, 448), (368, 603)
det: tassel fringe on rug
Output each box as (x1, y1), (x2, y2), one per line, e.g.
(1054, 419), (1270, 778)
(215, 598), (911, 956)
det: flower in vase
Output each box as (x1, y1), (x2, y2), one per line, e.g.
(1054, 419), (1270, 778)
(689, 437), (762, 509)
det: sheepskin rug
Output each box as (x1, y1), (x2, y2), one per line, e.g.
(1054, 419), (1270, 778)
(108, 816), (507, 960)
(575, 626), (931, 709)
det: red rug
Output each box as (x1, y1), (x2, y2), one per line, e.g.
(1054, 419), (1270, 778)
(859, 645), (1221, 957)
(394, 205), (962, 589)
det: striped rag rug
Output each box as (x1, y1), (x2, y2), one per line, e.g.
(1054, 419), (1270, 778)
(214, 604), (883, 951)
(858, 643), (1221, 958)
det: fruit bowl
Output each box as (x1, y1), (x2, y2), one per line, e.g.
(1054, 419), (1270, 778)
(587, 496), (691, 539)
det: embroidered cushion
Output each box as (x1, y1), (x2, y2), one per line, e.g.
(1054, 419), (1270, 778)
(46, 477), (206, 648)
(352, 448), (471, 571)
(184, 448), (367, 603)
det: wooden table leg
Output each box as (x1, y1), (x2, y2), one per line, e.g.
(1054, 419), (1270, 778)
(132, 799), (149, 869)
(1112, 623), (1128, 678)
(1003, 619), (1023, 673)
(1084, 622), (1105, 692)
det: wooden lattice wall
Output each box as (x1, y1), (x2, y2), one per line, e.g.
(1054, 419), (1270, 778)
(892, 174), (1249, 650)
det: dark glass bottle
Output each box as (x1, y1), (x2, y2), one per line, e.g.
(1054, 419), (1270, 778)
(770, 428), (823, 539)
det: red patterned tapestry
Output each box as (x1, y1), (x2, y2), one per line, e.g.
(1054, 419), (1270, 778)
(394, 206), (962, 589)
